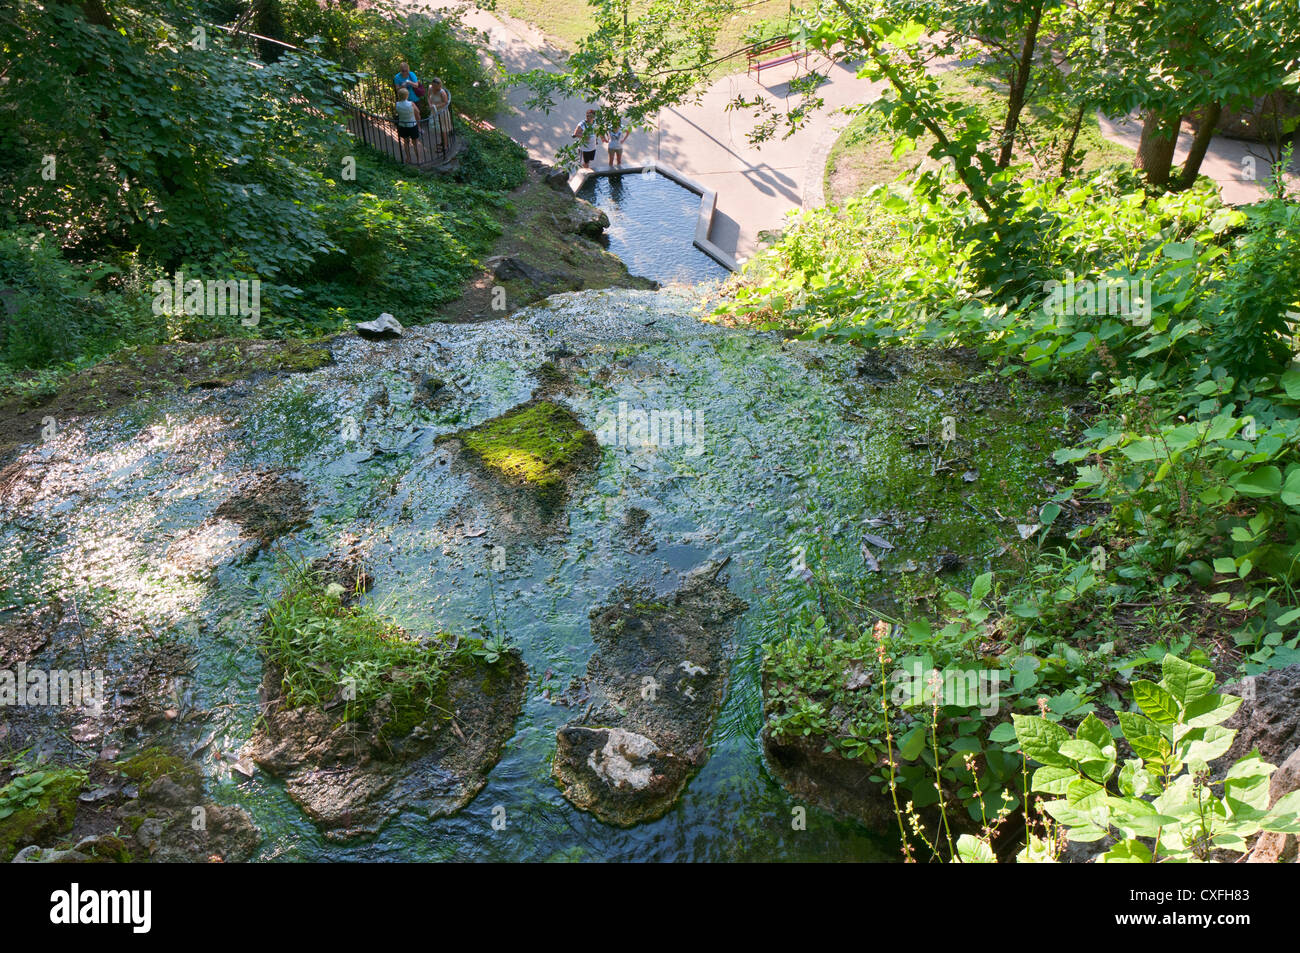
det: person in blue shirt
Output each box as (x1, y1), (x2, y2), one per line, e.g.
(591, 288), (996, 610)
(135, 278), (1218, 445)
(394, 62), (421, 108)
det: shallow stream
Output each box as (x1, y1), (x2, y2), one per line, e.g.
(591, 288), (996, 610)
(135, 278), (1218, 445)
(1, 287), (1070, 861)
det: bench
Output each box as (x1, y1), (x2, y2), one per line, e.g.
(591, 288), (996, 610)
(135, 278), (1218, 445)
(747, 36), (807, 80)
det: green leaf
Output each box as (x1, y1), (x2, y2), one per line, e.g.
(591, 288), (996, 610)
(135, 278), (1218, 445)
(954, 833), (995, 863)
(1098, 839), (1153, 863)
(1075, 713), (1112, 750)
(1031, 764), (1077, 796)
(897, 724), (927, 761)
(1013, 714), (1072, 768)
(1261, 790), (1300, 834)
(1175, 725), (1234, 769)
(987, 721), (1018, 743)
(1118, 710), (1169, 763)
(1132, 680), (1180, 727)
(1160, 654), (1215, 707)
(1181, 692), (1241, 728)
(1232, 466), (1282, 498)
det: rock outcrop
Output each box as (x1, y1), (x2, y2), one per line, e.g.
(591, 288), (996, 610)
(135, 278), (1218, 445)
(552, 563), (747, 826)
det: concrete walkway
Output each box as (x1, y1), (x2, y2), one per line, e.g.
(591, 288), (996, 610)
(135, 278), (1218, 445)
(415, 1), (1297, 261)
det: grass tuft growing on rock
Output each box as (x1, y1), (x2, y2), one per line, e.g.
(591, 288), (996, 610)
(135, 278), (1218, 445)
(262, 562), (459, 727)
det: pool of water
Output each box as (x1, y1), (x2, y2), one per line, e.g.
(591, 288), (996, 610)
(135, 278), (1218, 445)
(576, 172), (730, 286)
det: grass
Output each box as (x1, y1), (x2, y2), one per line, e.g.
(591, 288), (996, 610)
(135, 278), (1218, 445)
(499, 0), (797, 75)
(262, 562), (458, 727)
(825, 69), (1135, 205)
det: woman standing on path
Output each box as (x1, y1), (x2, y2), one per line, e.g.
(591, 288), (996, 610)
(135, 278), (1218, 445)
(604, 117), (629, 167)
(574, 109), (598, 169)
(394, 88), (422, 163)
(426, 77), (452, 155)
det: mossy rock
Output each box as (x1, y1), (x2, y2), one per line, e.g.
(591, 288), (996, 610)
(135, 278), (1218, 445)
(0, 770), (84, 861)
(437, 398), (598, 518)
(115, 747), (201, 789)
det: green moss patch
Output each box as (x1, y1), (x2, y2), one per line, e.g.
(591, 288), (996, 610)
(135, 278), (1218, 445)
(115, 747), (199, 788)
(439, 399), (598, 513)
(0, 768), (85, 861)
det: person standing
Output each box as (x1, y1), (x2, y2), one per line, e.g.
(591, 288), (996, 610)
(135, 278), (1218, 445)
(604, 117), (629, 167)
(426, 77), (452, 155)
(394, 88), (421, 162)
(394, 61), (421, 105)
(574, 109), (598, 169)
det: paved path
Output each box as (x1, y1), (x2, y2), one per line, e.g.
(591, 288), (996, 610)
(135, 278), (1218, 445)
(416, 1), (1297, 261)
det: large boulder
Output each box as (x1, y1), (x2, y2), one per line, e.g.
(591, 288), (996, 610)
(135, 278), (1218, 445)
(552, 563), (747, 826)
(1221, 665), (1300, 767)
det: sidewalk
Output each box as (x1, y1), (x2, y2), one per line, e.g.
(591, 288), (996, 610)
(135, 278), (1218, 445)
(415, 2), (1297, 262)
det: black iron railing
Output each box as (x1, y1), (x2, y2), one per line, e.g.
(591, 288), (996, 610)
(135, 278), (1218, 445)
(217, 24), (455, 169)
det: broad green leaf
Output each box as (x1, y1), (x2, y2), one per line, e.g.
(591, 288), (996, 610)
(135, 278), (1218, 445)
(1232, 466), (1282, 498)
(1132, 680), (1180, 727)
(1031, 764), (1077, 796)
(954, 833), (995, 863)
(1181, 692), (1241, 728)
(1076, 712), (1112, 750)
(1013, 714), (1073, 768)
(1098, 839), (1153, 863)
(1160, 654), (1216, 706)
(1119, 711), (1169, 763)
(1261, 790), (1300, 834)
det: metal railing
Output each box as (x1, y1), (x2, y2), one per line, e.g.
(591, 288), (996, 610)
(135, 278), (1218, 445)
(218, 24), (455, 169)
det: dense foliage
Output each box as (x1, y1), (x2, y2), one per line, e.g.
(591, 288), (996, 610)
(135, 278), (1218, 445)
(0, 0), (520, 394)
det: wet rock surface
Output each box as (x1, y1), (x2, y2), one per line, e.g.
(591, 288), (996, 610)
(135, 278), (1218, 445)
(248, 563), (526, 841)
(251, 649), (527, 841)
(4, 748), (259, 863)
(552, 563), (747, 826)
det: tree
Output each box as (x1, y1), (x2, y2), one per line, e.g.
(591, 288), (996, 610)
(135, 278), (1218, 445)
(1087, 0), (1300, 190)
(515, 0), (741, 164)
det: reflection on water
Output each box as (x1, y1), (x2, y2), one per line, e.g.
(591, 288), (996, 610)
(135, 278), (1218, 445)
(577, 173), (730, 286)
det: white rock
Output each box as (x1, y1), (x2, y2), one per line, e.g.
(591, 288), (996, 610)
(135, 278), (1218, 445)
(356, 313), (403, 339)
(587, 727), (659, 791)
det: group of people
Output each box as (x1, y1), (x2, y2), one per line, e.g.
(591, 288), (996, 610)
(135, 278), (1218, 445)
(574, 108), (630, 169)
(393, 61), (452, 160)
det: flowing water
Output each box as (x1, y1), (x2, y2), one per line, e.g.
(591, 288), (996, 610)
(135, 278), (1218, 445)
(1, 286), (1067, 861)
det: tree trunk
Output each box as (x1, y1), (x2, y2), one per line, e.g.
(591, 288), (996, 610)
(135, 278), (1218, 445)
(1136, 109), (1181, 188)
(997, 0), (1045, 168)
(1058, 102), (1086, 177)
(1172, 102), (1221, 191)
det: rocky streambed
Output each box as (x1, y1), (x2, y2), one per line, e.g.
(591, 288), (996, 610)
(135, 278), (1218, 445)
(2, 287), (1079, 861)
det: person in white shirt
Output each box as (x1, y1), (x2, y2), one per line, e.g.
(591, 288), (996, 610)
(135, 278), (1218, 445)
(574, 109), (598, 169)
(394, 88), (421, 162)
(604, 118), (629, 167)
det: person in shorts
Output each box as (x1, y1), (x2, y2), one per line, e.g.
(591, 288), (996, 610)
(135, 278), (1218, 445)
(574, 109), (598, 168)
(394, 88), (421, 161)
(604, 118), (628, 166)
